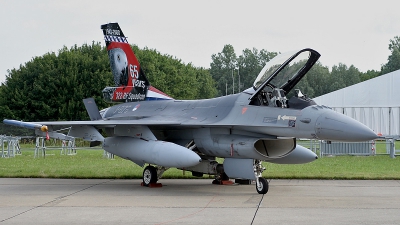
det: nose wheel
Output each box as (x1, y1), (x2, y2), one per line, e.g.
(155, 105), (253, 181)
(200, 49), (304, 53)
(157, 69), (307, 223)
(256, 177), (268, 194)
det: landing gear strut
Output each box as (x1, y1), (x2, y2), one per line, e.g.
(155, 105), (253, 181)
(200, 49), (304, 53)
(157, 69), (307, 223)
(212, 171), (230, 184)
(254, 160), (268, 194)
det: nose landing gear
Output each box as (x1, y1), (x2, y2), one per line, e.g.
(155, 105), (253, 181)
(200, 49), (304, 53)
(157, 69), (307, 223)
(254, 160), (268, 194)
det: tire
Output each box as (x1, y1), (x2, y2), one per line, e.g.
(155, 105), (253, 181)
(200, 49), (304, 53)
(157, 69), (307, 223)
(256, 177), (269, 194)
(143, 166), (157, 186)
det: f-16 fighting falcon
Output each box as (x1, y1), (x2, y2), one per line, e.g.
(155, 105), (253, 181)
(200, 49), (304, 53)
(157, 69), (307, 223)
(4, 23), (378, 194)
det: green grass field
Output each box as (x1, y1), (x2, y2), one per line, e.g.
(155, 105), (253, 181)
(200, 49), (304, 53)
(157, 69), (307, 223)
(1, 143), (399, 180)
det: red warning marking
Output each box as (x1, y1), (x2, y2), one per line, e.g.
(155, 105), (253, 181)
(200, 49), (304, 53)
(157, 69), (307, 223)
(242, 107), (248, 114)
(141, 182), (163, 188)
(221, 180), (234, 185)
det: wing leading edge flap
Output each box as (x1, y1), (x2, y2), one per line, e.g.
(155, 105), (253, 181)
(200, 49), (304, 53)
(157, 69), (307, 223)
(33, 119), (180, 126)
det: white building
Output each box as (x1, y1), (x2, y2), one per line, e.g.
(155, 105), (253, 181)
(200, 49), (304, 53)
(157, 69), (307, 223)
(313, 69), (400, 136)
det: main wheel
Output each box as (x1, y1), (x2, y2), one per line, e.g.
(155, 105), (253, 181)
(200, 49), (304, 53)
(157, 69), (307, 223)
(143, 166), (157, 186)
(256, 177), (269, 194)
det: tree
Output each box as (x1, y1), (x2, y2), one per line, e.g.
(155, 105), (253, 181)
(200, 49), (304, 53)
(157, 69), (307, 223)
(327, 63), (360, 93)
(134, 46), (217, 99)
(381, 36), (400, 75)
(195, 68), (217, 99)
(210, 45), (237, 96)
(210, 45), (277, 96)
(360, 69), (380, 82)
(0, 43), (218, 123)
(293, 62), (330, 98)
(237, 48), (278, 91)
(0, 42), (112, 122)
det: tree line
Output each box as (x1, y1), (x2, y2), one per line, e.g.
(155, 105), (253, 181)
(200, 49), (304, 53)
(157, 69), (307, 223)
(210, 36), (400, 99)
(0, 42), (217, 123)
(0, 36), (399, 125)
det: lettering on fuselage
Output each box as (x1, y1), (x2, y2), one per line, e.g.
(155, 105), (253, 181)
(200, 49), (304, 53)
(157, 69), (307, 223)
(115, 92), (146, 101)
(113, 105), (132, 114)
(278, 115), (297, 121)
(263, 117), (277, 123)
(278, 115), (297, 127)
(129, 64), (146, 89)
(106, 29), (121, 36)
(132, 79), (146, 89)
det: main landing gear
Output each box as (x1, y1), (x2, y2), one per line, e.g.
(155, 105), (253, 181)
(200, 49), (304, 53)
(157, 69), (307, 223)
(211, 159), (269, 194)
(142, 165), (167, 187)
(142, 166), (157, 186)
(254, 160), (268, 194)
(141, 160), (269, 195)
(212, 171), (233, 185)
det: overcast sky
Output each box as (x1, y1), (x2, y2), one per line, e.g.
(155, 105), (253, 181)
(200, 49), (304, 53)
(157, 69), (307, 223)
(1, 0), (399, 84)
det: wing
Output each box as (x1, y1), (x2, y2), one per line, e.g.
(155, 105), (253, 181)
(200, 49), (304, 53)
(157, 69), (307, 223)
(3, 117), (181, 143)
(35, 119), (181, 126)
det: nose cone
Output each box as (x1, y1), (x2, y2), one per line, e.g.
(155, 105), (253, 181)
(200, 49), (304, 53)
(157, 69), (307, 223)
(315, 110), (378, 141)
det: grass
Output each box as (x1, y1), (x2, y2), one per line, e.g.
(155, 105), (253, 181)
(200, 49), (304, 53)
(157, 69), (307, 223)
(267, 156), (400, 179)
(1, 146), (399, 180)
(0, 149), (204, 179)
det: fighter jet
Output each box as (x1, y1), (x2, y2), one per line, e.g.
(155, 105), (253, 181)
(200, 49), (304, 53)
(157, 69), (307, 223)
(4, 23), (378, 194)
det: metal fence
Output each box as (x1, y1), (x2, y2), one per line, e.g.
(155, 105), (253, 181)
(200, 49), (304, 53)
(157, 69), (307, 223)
(320, 141), (374, 157)
(299, 137), (399, 158)
(2, 134), (398, 159)
(0, 135), (21, 158)
(385, 136), (400, 158)
(34, 137), (77, 158)
(0, 135), (110, 159)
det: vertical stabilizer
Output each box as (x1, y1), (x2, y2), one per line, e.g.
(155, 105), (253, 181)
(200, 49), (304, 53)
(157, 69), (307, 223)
(101, 23), (172, 102)
(101, 23), (149, 102)
(83, 98), (102, 121)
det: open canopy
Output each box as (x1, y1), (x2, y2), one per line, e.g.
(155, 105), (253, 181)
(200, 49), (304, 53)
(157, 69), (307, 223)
(251, 48), (320, 100)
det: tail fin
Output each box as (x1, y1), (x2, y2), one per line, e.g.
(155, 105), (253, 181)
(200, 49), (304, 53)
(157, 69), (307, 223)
(101, 23), (172, 102)
(83, 98), (102, 120)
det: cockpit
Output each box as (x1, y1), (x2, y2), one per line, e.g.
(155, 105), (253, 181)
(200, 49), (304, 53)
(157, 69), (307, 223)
(249, 49), (320, 109)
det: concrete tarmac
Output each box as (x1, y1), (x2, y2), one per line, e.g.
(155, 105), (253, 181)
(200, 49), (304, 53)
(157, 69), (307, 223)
(1, 178), (400, 225)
